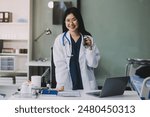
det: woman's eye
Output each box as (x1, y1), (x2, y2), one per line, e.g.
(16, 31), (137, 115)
(72, 18), (77, 21)
(66, 19), (71, 22)
(66, 18), (77, 23)
(66, 20), (69, 22)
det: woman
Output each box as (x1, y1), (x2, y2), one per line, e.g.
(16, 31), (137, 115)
(53, 7), (100, 91)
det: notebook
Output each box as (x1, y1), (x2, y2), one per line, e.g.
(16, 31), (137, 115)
(87, 76), (130, 97)
(58, 90), (81, 97)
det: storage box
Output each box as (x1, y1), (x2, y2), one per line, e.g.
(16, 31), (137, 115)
(0, 12), (12, 23)
(0, 56), (15, 71)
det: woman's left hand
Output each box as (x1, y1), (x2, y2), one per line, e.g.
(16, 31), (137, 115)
(84, 37), (92, 50)
(84, 37), (92, 46)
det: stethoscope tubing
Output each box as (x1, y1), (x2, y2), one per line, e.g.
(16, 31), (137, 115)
(62, 32), (71, 46)
(62, 32), (72, 57)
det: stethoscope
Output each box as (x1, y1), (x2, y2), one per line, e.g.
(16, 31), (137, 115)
(62, 32), (73, 57)
(62, 32), (71, 46)
(62, 32), (88, 57)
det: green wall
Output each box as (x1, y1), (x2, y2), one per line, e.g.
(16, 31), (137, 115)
(81, 0), (150, 85)
(33, 0), (150, 86)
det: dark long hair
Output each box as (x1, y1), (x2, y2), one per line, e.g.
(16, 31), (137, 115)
(62, 7), (91, 36)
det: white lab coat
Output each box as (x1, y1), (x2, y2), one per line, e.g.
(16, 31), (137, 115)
(53, 31), (100, 91)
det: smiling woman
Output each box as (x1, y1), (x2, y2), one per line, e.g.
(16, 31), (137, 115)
(53, 7), (100, 91)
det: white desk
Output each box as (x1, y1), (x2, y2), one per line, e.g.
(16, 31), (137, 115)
(0, 85), (19, 100)
(1, 85), (140, 100)
(28, 60), (51, 67)
(36, 90), (140, 100)
(1, 84), (140, 100)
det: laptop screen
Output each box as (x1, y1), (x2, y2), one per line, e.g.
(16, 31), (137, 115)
(100, 76), (130, 97)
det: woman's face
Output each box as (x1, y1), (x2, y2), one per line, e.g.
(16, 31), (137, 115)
(65, 13), (79, 33)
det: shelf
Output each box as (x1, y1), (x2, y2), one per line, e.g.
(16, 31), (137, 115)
(0, 70), (15, 73)
(0, 34), (29, 40)
(0, 38), (28, 41)
(15, 70), (27, 74)
(0, 53), (28, 56)
(0, 70), (27, 73)
(0, 22), (28, 25)
(28, 60), (51, 67)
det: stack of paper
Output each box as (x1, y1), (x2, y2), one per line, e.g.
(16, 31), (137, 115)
(58, 91), (81, 97)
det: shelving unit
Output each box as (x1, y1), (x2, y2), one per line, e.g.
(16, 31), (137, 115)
(0, 0), (32, 86)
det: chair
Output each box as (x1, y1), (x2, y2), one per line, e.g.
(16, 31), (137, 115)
(51, 47), (56, 88)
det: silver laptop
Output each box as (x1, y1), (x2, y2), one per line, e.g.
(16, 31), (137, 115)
(87, 76), (130, 97)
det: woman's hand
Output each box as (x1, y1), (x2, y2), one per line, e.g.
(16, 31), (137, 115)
(56, 86), (64, 91)
(84, 37), (92, 49)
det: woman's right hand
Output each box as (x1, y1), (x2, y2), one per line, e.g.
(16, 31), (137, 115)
(56, 86), (64, 91)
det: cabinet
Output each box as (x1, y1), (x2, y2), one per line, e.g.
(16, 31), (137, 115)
(0, 0), (32, 86)
(0, 23), (29, 73)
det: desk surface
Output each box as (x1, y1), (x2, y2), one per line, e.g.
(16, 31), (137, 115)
(2, 87), (140, 100)
(0, 85), (140, 100)
(34, 90), (140, 100)
(28, 61), (51, 66)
